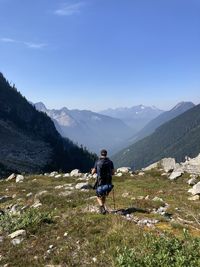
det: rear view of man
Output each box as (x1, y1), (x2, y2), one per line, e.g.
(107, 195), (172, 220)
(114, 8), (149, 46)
(92, 149), (114, 214)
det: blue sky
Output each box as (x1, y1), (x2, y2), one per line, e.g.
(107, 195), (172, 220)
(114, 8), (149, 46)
(0, 0), (200, 111)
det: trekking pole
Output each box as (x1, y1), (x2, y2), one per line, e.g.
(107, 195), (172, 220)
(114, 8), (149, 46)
(112, 188), (116, 210)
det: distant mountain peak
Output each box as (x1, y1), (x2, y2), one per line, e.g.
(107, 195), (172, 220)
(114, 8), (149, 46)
(171, 101), (195, 111)
(34, 102), (47, 112)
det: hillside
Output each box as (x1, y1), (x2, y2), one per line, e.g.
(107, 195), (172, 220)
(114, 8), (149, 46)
(0, 166), (199, 266)
(34, 102), (133, 154)
(112, 104), (200, 169)
(129, 101), (195, 144)
(0, 73), (96, 175)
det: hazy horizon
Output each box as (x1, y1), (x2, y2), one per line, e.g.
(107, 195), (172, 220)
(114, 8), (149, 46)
(1, 0), (200, 111)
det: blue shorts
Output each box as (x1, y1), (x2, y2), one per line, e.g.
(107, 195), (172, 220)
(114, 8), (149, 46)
(96, 184), (113, 197)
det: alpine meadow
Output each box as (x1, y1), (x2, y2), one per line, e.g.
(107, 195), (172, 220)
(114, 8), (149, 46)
(0, 1), (200, 266)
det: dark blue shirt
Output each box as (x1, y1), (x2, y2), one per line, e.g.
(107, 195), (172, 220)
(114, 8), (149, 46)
(94, 157), (114, 185)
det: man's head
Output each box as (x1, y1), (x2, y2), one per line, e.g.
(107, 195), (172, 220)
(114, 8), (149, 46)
(100, 149), (107, 157)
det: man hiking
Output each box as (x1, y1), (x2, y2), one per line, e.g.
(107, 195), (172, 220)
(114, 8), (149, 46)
(92, 149), (114, 214)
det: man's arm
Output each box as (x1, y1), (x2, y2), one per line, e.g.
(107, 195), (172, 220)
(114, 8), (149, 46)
(91, 168), (96, 175)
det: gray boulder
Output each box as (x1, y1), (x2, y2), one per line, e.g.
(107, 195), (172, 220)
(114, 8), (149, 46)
(117, 167), (131, 173)
(8, 229), (26, 239)
(6, 173), (16, 181)
(16, 175), (24, 183)
(75, 183), (92, 190)
(187, 178), (197, 186)
(160, 158), (176, 173)
(189, 181), (200, 195)
(182, 154), (200, 174)
(169, 171), (183, 180)
(70, 169), (82, 177)
(143, 162), (158, 171)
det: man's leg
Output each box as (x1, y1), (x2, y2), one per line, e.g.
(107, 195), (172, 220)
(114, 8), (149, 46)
(97, 196), (106, 214)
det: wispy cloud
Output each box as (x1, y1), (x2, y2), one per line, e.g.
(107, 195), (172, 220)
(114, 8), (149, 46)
(0, 37), (47, 49)
(54, 2), (85, 16)
(1, 37), (18, 43)
(24, 42), (47, 49)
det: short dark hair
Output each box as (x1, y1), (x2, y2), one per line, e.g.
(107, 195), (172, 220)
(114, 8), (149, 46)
(101, 149), (107, 156)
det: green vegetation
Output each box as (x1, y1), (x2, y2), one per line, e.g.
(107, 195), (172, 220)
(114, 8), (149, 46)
(0, 208), (54, 234)
(116, 232), (200, 267)
(0, 171), (199, 266)
(112, 104), (200, 169)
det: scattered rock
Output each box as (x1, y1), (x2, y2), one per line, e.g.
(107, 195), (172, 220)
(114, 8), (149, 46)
(75, 183), (92, 190)
(187, 178), (197, 186)
(70, 169), (82, 177)
(137, 218), (159, 227)
(189, 181), (200, 195)
(6, 173), (16, 181)
(0, 236), (4, 243)
(116, 172), (123, 177)
(26, 192), (33, 197)
(188, 195), (199, 201)
(138, 172), (145, 176)
(117, 167), (131, 173)
(169, 171), (183, 180)
(16, 175), (24, 183)
(11, 237), (24, 245)
(182, 154), (200, 174)
(31, 201), (42, 208)
(160, 158), (176, 172)
(8, 229), (26, 239)
(63, 173), (70, 177)
(55, 174), (62, 178)
(92, 257), (97, 263)
(153, 196), (164, 202)
(143, 162), (158, 171)
(49, 171), (58, 177)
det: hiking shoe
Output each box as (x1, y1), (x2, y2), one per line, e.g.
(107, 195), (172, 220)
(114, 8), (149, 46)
(99, 205), (106, 215)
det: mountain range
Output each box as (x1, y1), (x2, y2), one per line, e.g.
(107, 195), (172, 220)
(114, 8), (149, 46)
(128, 101), (195, 144)
(0, 73), (96, 176)
(100, 105), (164, 133)
(34, 102), (133, 154)
(112, 103), (200, 170)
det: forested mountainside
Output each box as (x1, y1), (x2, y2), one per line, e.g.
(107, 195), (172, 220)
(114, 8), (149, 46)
(0, 73), (96, 176)
(112, 104), (200, 169)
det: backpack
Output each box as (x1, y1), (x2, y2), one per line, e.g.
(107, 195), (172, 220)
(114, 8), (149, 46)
(97, 158), (112, 185)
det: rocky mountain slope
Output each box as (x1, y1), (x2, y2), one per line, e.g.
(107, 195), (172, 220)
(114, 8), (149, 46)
(112, 104), (200, 170)
(100, 105), (164, 132)
(0, 158), (199, 266)
(0, 73), (96, 175)
(35, 102), (133, 154)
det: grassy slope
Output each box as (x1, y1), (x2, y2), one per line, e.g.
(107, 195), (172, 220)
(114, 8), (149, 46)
(0, 171), (200, 266)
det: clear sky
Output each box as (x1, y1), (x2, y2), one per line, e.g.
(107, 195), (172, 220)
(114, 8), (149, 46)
(0, 0), (200, 111)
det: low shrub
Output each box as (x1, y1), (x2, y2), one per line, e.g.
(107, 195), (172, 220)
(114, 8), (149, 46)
(115, 231), (200, 267)
(0, 208), (54, 234)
